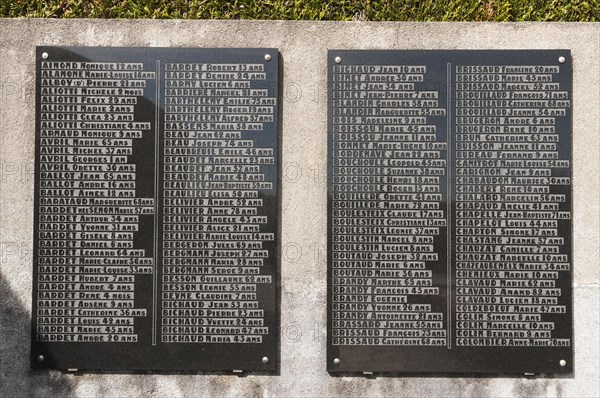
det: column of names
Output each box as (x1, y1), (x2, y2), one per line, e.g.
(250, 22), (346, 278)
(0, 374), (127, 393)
(161, 62), (276, 344)
(36, 61), (155, 344)
(454, 64), (572, 348)
(330, 64), (448, 347)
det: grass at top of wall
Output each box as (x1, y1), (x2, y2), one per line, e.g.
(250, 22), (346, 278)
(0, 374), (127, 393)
(1, 0), (598, 21)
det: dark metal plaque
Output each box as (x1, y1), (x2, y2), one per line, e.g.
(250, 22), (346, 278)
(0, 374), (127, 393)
(327, 50), (573, 374)
(32, 47), (280, 371)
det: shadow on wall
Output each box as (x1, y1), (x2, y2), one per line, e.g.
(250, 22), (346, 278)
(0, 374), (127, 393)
(0, 271), (73, 397)
(0, 270), (246, 398)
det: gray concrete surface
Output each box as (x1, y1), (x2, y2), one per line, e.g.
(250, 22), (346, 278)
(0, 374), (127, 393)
(0, 20), (599, 398)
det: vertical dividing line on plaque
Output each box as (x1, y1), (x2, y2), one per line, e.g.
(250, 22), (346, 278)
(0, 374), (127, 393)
(153, 60), (161, 346)
(446, 62), (452, 350)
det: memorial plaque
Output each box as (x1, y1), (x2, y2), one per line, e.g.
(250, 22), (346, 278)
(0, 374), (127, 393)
(327, 50), (573, 374)
(32, 46), (280, 371)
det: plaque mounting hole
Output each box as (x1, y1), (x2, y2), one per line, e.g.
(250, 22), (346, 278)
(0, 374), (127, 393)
(264, 54), (272, 62)
(559, 56), (566, 63)
(42, 52), (49, 60)
(333, 358), (341, 365)
(262, 356), (269, 364)
(334, 56), (342, 64)
(37, 355), (44, 362)
(559, 359), (567, 367)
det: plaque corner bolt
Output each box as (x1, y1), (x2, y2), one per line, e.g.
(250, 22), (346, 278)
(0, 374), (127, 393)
(558, 56), (566, 64)
(261, 356), (269, 364)
(333, 358), (341, 365)
(37, 354), (45, 362)
(334, 56), (342, 64)
(264, 54), (272, 62)
(559, 359), (567, 367)
(41, 52), (49, 60)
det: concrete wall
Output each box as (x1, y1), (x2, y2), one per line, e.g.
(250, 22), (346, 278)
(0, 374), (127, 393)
(0, 20), (598, 397)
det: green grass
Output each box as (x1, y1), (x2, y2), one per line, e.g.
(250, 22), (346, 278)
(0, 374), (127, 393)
(1, 0), (598, 21)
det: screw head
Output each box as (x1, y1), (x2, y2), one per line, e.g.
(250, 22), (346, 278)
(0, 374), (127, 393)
(334, 56), (342, 64)
(333, 358), (341, 365)
(42, 52), (49, 60)
(264, 54), (272, 62)
(262, 356), (269, 364)
(37, 355), (45, 362)
(559, 359), (566, 367)
(558, 56), (566, 64)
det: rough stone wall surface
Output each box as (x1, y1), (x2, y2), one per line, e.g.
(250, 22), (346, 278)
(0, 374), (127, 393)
(0, 20), (598, 398)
